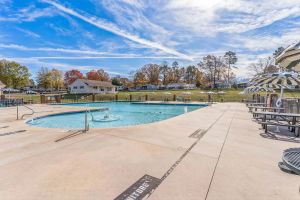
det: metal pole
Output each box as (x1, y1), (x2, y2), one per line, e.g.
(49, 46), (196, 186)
(85, 109), (87, 132)
(84, 108), (89, 132)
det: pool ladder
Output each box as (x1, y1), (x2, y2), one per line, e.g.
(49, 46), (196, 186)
(17, 105), (35, 120)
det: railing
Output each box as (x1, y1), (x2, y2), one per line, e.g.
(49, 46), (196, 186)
(0, 99), (23, 107)
(19, 105), (35, 120)
(84, 108), (90, 132)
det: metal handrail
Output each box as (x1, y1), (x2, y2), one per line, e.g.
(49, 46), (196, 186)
(84, 109), (90, 132)
(20, 105), (35, 120)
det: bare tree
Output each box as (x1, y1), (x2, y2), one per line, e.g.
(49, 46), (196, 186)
(184, 65), (198, 84)
(160, 61), (171, 85)
(273, 47), (285, 58)
(248, 57), (278, 77)
(224, 51), (237, 84)
(171, 64), (185, 83)
(198, 55), (226, 88)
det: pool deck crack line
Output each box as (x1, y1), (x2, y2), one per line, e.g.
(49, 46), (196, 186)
(146, 105), (231, 199)
(204, 108), (236, 200)
(98, 131), (198, 153)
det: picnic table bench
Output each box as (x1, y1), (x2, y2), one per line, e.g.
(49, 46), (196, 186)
(253, 111), (300, 137)
(248, 106), (284, 112)
(246, 102), (267, 107)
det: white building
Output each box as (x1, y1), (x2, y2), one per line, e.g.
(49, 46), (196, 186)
(166, 83), (196, 89)
(0, 81), (5, 95)
(69, 79), (116, 94)
(137, 84), (160, 90)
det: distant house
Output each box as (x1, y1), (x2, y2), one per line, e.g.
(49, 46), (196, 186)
(166, 83), (196, 90)
(68, 79), (116, 94)
(136, 84), (160, 90)
(236, 80), (249, 88)
(0, 81), (5, 95)
(212, 82), (232, 89)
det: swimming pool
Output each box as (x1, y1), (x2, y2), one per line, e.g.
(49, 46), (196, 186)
(27, 102), (206, 129)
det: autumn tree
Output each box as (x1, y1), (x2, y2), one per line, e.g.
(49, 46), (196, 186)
(0, 59), (30, 88)
(36, 67), (52, 89)
(133, 70), (147, 86)
(50, 69), (63, 89)
(97, 69), (110, 81)
(141, 64), (161, 85)
(36, 68), (63, 89)
(86, 70), (101, 80)
(64, 69), (84, 85)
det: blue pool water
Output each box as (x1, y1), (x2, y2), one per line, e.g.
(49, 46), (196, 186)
(27, 102), (205, 129)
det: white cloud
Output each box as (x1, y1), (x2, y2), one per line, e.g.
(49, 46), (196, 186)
(149, 0), (300, 36)
(41, 0), (193, 60)
(0, 4), (57, 22)
(235, 29), (300, 51)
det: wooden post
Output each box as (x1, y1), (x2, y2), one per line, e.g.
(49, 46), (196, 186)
(173, 94), (176, 101)
(40, 95), (46, 104)
(17, 105), (19, 120)
(92, 94), (95, 102)
(129, 94), (132, 101)
(145, 94), (148, 101)
(115, 94), (118, 101)
(54, 95), (61, 103)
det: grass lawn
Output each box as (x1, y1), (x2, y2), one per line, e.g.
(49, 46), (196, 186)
(7, 88), (300, 103)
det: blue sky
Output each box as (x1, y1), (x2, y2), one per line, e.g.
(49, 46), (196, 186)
(0, 0), (300, 79)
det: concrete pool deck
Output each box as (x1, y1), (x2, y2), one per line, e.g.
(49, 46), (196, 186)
(0, 103), (299, 199)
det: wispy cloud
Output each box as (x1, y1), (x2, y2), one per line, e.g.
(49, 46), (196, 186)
(3, 56), (130, 76)
(15, 28), (40, 38)
(0, 44), (131, 56)
(41, 0), (193, 60)
(15, 56), (180, 59)
(0, 4), (56, 22)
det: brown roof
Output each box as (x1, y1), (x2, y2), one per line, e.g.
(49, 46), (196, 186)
(78, 79), (114, 87)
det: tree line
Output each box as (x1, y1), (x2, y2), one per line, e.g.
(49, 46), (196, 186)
(132, 52), (238, 88)
(0, 46), (287, 90)
(0, 51), (238, 90)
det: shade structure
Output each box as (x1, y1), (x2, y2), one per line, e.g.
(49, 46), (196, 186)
(276, 42), (300, 72)
(248, 71), (300, 90)
(244, 86), (275, 94)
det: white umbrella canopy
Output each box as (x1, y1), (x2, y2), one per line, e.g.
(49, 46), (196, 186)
(243, 86), (275, 94)
(247, 71), (300, 107)
(248, 71), (300, 89)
